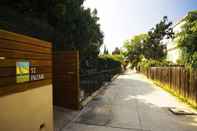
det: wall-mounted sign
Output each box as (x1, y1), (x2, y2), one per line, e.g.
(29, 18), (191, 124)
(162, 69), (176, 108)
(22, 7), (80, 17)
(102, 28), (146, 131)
(30, 67), (45, 81)
(16, 61), (45, 83)
(16, 61), (30, 83)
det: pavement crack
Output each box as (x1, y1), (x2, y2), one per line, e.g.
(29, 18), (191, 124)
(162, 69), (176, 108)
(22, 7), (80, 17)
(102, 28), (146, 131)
(135, 89), (144, 131)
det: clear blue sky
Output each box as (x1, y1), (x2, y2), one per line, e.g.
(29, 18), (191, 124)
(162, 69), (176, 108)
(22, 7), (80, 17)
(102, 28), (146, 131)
(84, 0), (197, 52)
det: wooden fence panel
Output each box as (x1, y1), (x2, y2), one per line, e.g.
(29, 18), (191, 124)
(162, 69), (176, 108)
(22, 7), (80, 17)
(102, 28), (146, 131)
(0, 29), (53, 131)
(190, 69), (197, 104)
(53, 51), (80, 110)
(0, 29), (52, 96)
(145, 66), (197, 107)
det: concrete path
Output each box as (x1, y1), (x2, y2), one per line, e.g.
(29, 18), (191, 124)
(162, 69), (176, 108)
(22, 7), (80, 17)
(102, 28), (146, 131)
(59, 71), (197, 131)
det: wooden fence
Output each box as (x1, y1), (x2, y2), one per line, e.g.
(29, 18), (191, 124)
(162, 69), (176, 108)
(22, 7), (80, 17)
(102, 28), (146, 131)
(0, 29), (52, 96)
(53, 51), (122, 110)
(0, 29), (53, 131)
(141, 67), (197, 107)
(53, 51), (80, 110)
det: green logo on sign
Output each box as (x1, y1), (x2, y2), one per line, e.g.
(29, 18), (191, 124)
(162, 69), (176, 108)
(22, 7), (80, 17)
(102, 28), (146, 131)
(16, 61), (30, 83)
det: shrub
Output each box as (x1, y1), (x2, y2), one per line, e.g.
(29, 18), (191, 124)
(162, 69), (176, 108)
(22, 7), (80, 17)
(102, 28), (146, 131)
(191, 52), (197, 68)
(80, 54), (122, 73)
(97, 55), (122, 71)
(137, 59), (173, 72)
(177, 10), (197, 69)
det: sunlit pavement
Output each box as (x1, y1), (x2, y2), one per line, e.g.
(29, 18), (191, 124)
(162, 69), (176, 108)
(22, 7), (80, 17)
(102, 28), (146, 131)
(59, 71), (197, 131)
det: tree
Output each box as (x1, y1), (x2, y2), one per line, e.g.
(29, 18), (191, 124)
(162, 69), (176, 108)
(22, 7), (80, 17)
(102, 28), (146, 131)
(123, 34), (148, 68)
(143, 16), (173, 60)
(103, 45), (109, 55)
(0, 0), (104, 56)
(177, 10), (197, 68)
(78, 8), (104, 64)
(123, 16), (173, 68)
(112, 47), (121, 55)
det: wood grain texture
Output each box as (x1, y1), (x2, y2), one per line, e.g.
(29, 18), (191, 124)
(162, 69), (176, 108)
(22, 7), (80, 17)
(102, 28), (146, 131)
(0, 29), (51, 48)
(146, 67), (197, 107)
(53, 51), (80, 110)
(0, 29), (52, 96)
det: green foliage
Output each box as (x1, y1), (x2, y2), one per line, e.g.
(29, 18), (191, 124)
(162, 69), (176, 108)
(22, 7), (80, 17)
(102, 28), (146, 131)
(123, 16), (173, 68)
(103, 45), (109, 55)
(100, 54), (124, 64)
(143, 16), (173, 60)
(112, 47), (121, 55)
(98, 55), (122, 71)
(177, 10), (197, 68)
(123, 34), (148, 68)
(80, 54), (122, 72)
(0, 0), (103, 58)
(191, 52), (197, 68)
(138, 59), (172, 70)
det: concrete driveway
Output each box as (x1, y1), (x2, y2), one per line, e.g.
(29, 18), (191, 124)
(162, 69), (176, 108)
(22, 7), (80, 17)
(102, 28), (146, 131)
(57, 71), (197, 131)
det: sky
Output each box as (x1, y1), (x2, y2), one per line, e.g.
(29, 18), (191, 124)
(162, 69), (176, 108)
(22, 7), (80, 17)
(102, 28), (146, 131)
(83, 0), (197, 52)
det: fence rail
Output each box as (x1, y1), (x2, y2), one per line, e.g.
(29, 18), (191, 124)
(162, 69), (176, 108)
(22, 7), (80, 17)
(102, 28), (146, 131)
(139, 67), (197, 107)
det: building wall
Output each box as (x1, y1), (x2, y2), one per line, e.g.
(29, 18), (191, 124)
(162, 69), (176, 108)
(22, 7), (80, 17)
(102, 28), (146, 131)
(0, 85), (53, 131)
(167, 48), (181, 63)
(165, 21), (185, 63)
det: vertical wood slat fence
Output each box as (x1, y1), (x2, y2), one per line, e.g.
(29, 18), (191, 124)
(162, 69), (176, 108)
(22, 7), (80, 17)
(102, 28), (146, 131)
(140, 67), (197, 107)
(53, 51), (80, 110)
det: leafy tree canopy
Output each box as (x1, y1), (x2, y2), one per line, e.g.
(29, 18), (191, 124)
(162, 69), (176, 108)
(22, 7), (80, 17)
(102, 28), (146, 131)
(123, 16), (173, 68)
(112, 47), (121, 55)
(0, 0), (103, 58)
(123, 34), (148, 68)
(143, 16), (173, 60)
(177, 10), (197, 68)
(103, 45), (109, 55)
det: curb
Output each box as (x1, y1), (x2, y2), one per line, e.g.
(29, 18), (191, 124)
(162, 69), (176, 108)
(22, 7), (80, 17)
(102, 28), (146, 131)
(80, 73), (120, 109)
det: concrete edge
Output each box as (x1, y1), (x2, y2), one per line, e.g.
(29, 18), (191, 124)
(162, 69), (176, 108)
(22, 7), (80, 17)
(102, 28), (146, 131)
(80, 73), (120, 109)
